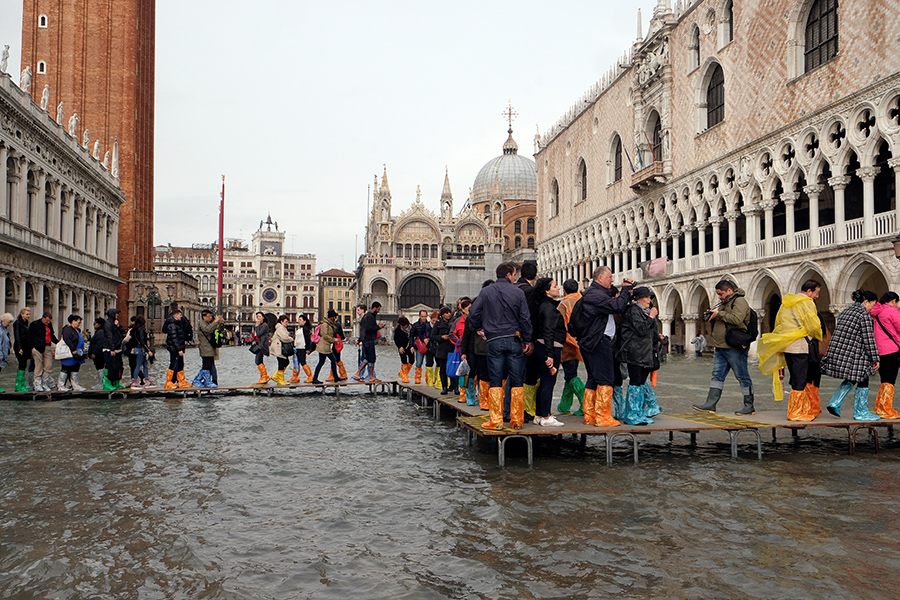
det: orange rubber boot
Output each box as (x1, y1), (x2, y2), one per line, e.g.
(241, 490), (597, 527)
(256, 364), (269, 385)
(164, 369), (176, 389)
(302, 364), (313, 383)
(414, 367), (422, 384)
(176, 370), (192, 388)
(582, 388), (596, 425)
(479, 379), (490, 410)
(593, 386), (620, 427)
(876, 382), (900, 419)
(288, 367), (300, 383)
(804, 383), (821, 419)
(338, 361), (348, 380)
(401, 364), (411, 383)
(510, 386), (525, 430)
(786, 389), (812, 421)
(481, 387), (504, 430)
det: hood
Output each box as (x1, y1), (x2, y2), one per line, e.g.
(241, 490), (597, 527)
(781, 293), (814, 309)
(724, 288), (746, 301)
(106, 308), (119, 321)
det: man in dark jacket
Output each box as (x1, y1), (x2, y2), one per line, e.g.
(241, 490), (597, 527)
(693, 280), (755, 415)
(356, 302), (384, 382)
(409, 310), (433, 384)
(579, 266), (634, 427)
(13, 308), (31, 392)
(164, 306), (193, 389)
(27, 311), (58, 392)
(516, 262), (540, 418)
(468, 262), (533, 430)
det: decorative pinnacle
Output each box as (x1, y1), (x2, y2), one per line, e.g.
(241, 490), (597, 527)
(502, 100), (518, 130)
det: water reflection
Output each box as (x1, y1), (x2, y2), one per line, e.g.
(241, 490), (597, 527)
(1, 347), (899, 598)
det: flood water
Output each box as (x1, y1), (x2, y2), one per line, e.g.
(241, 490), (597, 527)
(2, 346), (900, 599)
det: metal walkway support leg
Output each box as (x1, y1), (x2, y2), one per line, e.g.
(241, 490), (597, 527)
(498, 435), (533, 468)
(848, 425), (880, 455)
(605, 432), (639, 465)
(728, 429), (763, 460)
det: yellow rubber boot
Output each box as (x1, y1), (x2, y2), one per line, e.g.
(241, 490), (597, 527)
(433, 367), (442, 390)
(594, 385), (620, 427)
(164, 369), (176, 389)
(481, 387), (504, 430)
(425, 366), (433, 386)
(523, 383), (538, 418)
(272, 370), (287, 386)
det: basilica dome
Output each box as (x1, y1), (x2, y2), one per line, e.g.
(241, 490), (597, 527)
(470, 128), (537, 206)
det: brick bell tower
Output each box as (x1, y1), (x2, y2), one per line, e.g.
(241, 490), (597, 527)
(20, 0), (156, 313)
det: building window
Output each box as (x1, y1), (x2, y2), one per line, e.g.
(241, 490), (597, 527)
(514, 220), (522, 234)
(37, 61), (46, 74)
(399, 276), (440, 309)
(805, 0), (838, 73)
(550, 179), (559, 218)
(706, 64), (725, 128)
(689, 24), (700, 70)
(613, 136), (623, 182)
(515, 236), (522, 249)
(650, 114), (662, 163)
(526, 218), (535, 234)
(38, 14), (48, 28)
(527, 237), (535, 249)
(577, 159), (587, 202)
(720, 1), (734, 47)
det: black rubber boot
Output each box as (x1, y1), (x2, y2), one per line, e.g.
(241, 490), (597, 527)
(693, 388), (722, 413)
(735, 394), (755, 415)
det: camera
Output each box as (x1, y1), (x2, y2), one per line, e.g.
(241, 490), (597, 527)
(703, 310), (714, 322)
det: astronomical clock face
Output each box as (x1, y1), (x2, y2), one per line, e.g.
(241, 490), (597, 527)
(263, 244), (277, 256)
(262, 288), (278, 303)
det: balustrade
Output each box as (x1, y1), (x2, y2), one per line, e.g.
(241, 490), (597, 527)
(794, 230), (810, 251)
(772, 236), (786, 255)
(819, 224), (835, 246)
(845, 218), (864, 242)
(874, 212), (896, 236)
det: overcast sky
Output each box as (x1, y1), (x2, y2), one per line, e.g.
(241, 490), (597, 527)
(1, 0), (658, 271)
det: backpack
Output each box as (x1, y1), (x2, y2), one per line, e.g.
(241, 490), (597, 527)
(310, 325), (321, 343)
(211, 328), (226, 348)
(725, 300), (759, 349)
(566, 297), (587, 339)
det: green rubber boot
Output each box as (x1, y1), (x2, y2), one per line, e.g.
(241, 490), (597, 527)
(571, 376), (585, 416)
(557, 379), (574, 413)
(15, 370), (28, 392)
(102, 370), (118, 391)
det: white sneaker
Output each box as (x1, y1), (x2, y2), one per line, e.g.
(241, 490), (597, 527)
(533, 416), (544, 425)
(540, 415), (565, 427)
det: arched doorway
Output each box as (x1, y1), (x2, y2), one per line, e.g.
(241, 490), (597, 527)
(399, 276), (441, 310)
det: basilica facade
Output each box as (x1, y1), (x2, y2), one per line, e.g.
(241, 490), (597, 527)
(0, 68), (123, 326)
(536, 0), (900, 349)
(358, 129), (537, 319)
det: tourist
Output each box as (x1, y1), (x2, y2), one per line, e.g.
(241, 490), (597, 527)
(616, 287), (660, 425)
(450, 299), (474, 403)
(57, 314), (87, 391)
(756, 280), (824, 421)
(462, 281), (493, 409)
(410, 309), (433, 384)
(270, 314), (293, 386)
(557, 279), (585, 415)
(432, 306), (455, 395)
(468, 262), (533, 430)
(871, 291), (900, 419)
(692, 280), (756, 415)
(429, 311), (442, 390)
(516, 262), (540, 418)
(578, 266), (634, 427)
(101, 308), (125, 390)
(289, 313), (313, 383)
(163, 305), (192, 389)
(394, 316), (414, 383)
(27, 311), (58, 392)
(194, 309), (224, 388)
(312, 309), (340, 384)
(822, 290), (881, 421)
(250, 311), (272, 386)
(531, 278), (565, 426)
(353, 304), (368, 379)
(12, 308), (30, 392)
(356, 302), (385, 383)
(0, 312), (12, 393)
(690, 333), (707, 357)
(128, 315), (152, 388)
(87, 317), (106, 390)
(327, 318), (348, 382)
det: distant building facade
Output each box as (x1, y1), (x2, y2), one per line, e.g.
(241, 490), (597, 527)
(318, 268), (355, 330)
(536, 0), (900, 349)
(0, 70), (123, 326)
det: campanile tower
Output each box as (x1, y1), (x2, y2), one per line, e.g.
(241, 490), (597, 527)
(20, 0), (156, 310)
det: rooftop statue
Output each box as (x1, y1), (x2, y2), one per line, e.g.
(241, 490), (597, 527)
(68, 113), (78, 137)
(20, 66), (32, 92)
(56, 101), (64, 123)
(40, 84), (49, 110)
(0, 45), (9, 73)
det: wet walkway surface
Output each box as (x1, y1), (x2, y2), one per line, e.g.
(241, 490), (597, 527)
(2, 346), (899, 599)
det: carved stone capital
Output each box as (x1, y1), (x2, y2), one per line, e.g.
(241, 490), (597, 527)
(856, 166), (880, 181)
(803, 184), (824, 197)
(828, 175), (851, 190)
(888, 157), (900, 172)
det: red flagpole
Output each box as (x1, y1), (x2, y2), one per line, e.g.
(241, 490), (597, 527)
(217, 175), (225, 312)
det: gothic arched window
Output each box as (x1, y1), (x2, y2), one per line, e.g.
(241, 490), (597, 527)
(613, 136), (623, 182)
(550, 179), (559, 218)
(805, 0), (838, 72)
(706, 64), (725, 128)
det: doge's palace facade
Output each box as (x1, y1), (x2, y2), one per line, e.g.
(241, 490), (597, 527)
(0, 69), (123, 326)
(536, 0), (900, 348)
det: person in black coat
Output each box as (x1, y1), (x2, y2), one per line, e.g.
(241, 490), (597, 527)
(88, 317), (107, 389)
(27, 311), (58, 392)
(431, 307), (454, 394)
(616, 287), (660, 425)
(531, 278), (567, 427)
(101, 308), (126, 389)
(163, 304), (192, 388)
(12, 308), (31, 391)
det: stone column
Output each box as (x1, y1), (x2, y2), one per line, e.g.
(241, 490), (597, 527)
(8, 157), (25, 225)
(35, 281), (45, 316)
(761, 203), (774, 257)
(0, 144), (7, 217)
(630, 246), (638, 276)
(47, 179), (61, 239)
(698, 223), (707, 259)
(781, 192), (798, 252)
(97, 214), (107, 261)
(74, 197), (85, 250)
(50, 285), (60, 324)
(17, 276), (27, 313)
(32, 169), (47, 232)
(684, 225), (694, 261)
(890, 158), (900, 233)
(672, 231), (680, 274)
(659, 317), (673, 337)
(649, 237), (657, 261)
(829, 176), (850, 243)
(77, 291), (85, 319)
(727, 211), (739, 262)
(858, 166), (879, 238)
(804, 184), (823, 248)
(710, 217), (721, 265)
(640, 242), (647, 264)
(85, 205), (96, 254)
(0, 271), (6, 317)
(683, 316), (699, 338)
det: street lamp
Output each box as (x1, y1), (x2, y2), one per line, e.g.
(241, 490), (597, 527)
(892, 233), (900, 260)
(136, 281), (174, 347)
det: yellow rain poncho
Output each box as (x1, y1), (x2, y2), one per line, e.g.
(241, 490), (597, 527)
(757, 293), (823, 401)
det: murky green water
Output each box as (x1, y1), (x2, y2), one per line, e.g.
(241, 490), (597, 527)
(2, 347), (899, 599)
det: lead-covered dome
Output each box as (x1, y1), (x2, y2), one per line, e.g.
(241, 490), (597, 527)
(470, 128), (537, 206)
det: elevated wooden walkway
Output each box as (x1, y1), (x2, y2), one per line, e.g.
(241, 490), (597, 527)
(398, 383), (896, 467)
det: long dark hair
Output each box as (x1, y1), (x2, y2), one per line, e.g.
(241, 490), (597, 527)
(852, 289), (877, 304)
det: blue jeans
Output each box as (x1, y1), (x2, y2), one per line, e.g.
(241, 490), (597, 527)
(487, 336), (524, 388)
(711, 347), (754, 395)
(414, 348), (434, 368)
(132, 348), (149, 380)
(362, 340), (377, 365)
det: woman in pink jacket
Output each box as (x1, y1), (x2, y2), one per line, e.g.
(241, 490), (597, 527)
(870, 291), (900, 418)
